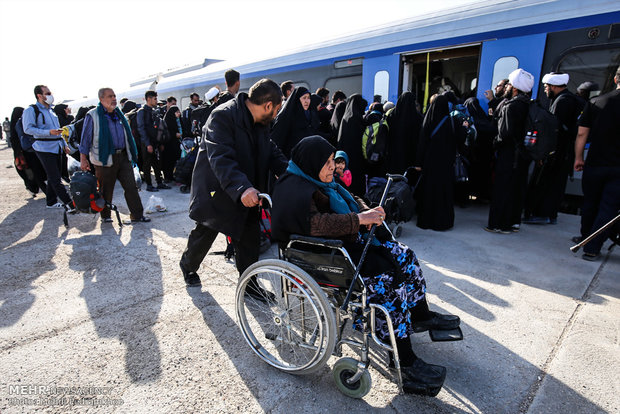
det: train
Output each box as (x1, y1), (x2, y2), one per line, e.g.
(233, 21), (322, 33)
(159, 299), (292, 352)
(68, 0), (620, 199)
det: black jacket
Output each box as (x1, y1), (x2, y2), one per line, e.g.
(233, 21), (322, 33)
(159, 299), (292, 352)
(496, 93), (530, 149)
(137, 105), (158, 146)
(188, 93), (288, 239)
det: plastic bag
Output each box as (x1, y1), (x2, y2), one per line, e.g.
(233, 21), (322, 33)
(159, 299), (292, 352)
(133, 164), (142, 191)
(144, 195), (167, 214)
(67, 156), (81, 176)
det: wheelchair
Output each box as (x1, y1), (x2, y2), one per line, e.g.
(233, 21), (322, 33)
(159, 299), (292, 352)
(235, 176), (458, 398)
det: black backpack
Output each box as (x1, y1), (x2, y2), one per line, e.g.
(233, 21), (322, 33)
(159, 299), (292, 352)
(189, 105), (215, 137)
(15, 104), (41, 152)
(362, 119), (389, 164)
(69, 171), (122, 226)
(153, 115), (171, 144)
(125, 109), (140, 141)
(365, 177), (415, 223)
(522, 100), (559, 161)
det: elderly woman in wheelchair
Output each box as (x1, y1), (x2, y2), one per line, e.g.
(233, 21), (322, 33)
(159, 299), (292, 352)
(235, 136), (460, 398)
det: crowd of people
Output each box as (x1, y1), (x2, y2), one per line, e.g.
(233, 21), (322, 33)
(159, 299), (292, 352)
(3, 62), (619, 396)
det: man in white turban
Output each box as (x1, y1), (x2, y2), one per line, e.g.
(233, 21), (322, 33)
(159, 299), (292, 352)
(486, 68), (534, 234)
(524, 72), (582, 225)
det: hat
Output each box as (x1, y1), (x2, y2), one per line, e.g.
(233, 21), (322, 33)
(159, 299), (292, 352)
(542, 72), (569, 86)
(508, 68), (535, 93)
(577, 81), (599, 92)
(383, 101), (395, 111)
(205, 87), (219, 101)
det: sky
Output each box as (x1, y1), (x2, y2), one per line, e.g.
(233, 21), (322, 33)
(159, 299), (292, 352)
(0, 0), (480, 118)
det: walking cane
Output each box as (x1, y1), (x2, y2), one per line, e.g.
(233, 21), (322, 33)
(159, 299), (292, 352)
(340, 174), (406, 311)
(570, 213), (620, 253)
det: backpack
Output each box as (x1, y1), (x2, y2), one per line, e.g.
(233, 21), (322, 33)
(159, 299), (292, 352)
(189, 105), (214, 137)
(125, 109), (140, 141)
(69, 171), (122, 226)
(365, 176), (415, 223)
(522, 100), (559, 161)
(16, 104), (41, 152)
(362, 119), (389, 164)
(153, 115), (170, 144)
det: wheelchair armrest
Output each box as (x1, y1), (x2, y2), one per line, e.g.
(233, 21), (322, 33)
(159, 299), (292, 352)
(289, 234), (344, 248)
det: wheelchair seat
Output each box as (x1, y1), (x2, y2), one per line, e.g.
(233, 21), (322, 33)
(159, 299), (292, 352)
(282, 235), (357, 289)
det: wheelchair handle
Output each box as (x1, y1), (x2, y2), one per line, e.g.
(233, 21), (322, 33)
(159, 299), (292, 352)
(257, 193), (272, 209)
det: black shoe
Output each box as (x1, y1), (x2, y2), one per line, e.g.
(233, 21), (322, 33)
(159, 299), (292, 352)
(412, 311), (460, 333)
(127, 216), (151, 223)
(180, 262), (201, 287)
(146, 185), (159, 192)
(157, 183), (171, 190)
(582, 252), (600, 261)
(401, 358), (446, 396)
(571, 236), (583, 244)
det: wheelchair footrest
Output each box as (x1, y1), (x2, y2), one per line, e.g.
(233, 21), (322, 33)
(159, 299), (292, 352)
(429, 327), (463, 342)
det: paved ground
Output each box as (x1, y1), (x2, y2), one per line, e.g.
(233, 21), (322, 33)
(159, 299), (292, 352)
(0, 143), (618, 413)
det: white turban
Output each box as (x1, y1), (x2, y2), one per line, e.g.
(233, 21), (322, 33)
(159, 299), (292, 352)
(205, 87), (219, 101)
(542, 73), (569, 86)
(508, 68), (535, 93)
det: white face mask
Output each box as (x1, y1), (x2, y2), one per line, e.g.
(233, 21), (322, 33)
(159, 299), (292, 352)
(45, 94), (54, 105)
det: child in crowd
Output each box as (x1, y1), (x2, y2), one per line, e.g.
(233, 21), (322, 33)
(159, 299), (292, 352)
(334, 150), (352, 188)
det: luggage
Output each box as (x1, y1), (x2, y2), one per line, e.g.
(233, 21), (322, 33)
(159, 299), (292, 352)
(361, 119), (389, 164)
(69, 171), (122, 226)
(173, 145), (198, 186)
(365, 176), (415, 224)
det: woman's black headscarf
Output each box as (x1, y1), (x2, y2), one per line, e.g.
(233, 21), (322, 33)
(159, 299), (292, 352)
(74, 106), (90, 122)
(422, 94), (450, 138)
(9, 107), (24, 154)
(290, 135), (335, 180)
(464, 97), (494, 136)
(385, 91), (423, 174)
(270, 86), (319, 157)
(164, 105), (180, 123)
(330, 100), (346, 135)
(122, 100), (137, 114)
(53, 104), (73, 127)
(337, 94), (368, 195)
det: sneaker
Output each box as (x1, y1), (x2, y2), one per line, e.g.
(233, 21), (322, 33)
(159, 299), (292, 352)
(511, 224), (520, 232)
(131, 216), (151, 223)
(146, 185), (159, 192)
(180, 262), (201, 287)
(46, 202), (64, 209)
(157, 183), (171, 190)
(101, 217), (114, 223)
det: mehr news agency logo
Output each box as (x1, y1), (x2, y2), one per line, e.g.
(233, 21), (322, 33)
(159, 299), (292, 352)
(3, 384), (124, 407)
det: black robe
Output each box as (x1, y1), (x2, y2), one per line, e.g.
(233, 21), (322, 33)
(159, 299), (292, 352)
(329, 100), (346, 144)
(464, 97), (496, 201)
(415, 95), (457, 231)
(337, 94), (368, 196)
(385, 91), (423, 175)
(270, 87), (320, 158)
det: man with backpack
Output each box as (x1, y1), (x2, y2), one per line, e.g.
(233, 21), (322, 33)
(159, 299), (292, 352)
(524, 72), (581, 225)
(573, 65), (620, 260)
(22, 85), (75, 212)
(486, 69), (534, 234)
(79, 87), (149, 224)
(137, 90), (169, 192)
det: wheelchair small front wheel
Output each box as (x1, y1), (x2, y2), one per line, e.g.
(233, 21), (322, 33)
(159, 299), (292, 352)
(332, 357), (372, 399)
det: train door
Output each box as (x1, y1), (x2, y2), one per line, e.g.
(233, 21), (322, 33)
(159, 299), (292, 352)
(401, 44), (481, 112)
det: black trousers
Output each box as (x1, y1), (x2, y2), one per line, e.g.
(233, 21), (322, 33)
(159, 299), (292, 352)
(180, 209), (260, 277)
(525, 155), (571, 220)
(36, 151), (72, 205)
(22, 150), (47, 194)
(488, 147), (529, 230)
(140, 144), (162, 186)
(580, 165), (620, 254)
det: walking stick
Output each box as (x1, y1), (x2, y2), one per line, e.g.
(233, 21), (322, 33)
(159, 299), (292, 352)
(570, 213), (620, 253)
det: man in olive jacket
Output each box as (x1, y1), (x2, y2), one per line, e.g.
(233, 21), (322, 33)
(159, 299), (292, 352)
(180, 79), (287, 286)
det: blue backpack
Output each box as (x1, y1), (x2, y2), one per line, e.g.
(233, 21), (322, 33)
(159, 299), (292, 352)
(15, 104), (41, 152)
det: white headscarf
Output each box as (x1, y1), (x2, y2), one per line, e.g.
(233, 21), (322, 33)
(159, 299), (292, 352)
(542, 73), (569, 86)
(508, 68), (535, 93)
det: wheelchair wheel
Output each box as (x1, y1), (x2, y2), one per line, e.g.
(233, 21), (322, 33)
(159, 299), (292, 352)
(332, 357), (372, 399)
(236, 259), (337, 375)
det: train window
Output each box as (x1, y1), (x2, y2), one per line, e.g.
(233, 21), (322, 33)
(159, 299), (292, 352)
(374, 71), (389, 103)
(557, 47), (620, 95)
(492, 57), (519, 89)
(325, 76), (363, 97)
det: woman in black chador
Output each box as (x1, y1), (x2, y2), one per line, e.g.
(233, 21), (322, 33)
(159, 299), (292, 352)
(385, 91), (423, 175)
(329, 100), (346, 145)
(415, 94), (466, 231)
(270, 86), (320, 158)
(162, 105), (183, 182)
(337, 94), (368, 196)
(464, 97), (496, 202)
